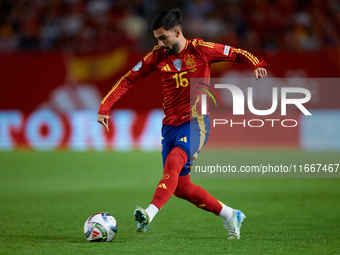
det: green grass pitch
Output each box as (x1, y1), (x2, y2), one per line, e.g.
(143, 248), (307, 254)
(1, 150), (339, 254)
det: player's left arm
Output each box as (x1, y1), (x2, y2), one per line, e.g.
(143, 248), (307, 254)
(253, 67), (267, 80)
(199, 41), (268, 79)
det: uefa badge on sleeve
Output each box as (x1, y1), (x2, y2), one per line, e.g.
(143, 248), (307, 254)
(133, 61), (142, 72)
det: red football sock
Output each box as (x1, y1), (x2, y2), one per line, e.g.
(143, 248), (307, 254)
(174, 175), (223, 215)
(150, 147), (187, 209)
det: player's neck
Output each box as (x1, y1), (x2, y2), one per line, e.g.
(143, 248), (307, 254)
(176, 36), (187, 55)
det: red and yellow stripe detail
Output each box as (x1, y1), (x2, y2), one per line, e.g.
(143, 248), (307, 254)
(191, 95), (207, 159)
(192, 39), (215, 49)
(101, 71), (132, 104)
(144, 45), (160, 61)
(232, 48), (259, 66)
(101, 46), (160, 105)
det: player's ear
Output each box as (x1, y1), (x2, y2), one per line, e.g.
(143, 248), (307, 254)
(174, 27), (181, 38)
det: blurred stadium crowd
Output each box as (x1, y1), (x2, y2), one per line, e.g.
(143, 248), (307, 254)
(0, 0), (339, 52)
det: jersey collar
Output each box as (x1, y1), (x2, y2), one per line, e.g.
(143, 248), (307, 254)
(172, 39), (189, 58)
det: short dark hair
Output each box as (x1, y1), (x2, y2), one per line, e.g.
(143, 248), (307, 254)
(150, 8), (183, 31)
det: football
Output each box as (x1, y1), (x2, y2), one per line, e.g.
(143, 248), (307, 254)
(84, 212), (117, 242)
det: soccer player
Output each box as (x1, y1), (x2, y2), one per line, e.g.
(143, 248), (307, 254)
(97, 8), (267, 239)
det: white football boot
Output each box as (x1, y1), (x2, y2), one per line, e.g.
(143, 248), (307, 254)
(224, 209), (246, 239)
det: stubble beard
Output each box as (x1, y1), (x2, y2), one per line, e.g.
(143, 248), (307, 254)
(165, 42), (180, 55)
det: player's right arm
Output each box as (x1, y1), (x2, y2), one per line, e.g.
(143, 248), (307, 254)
(97, 114), (110, 132)
(97, 47), (159, 131)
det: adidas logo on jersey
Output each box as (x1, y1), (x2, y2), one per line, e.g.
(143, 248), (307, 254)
(178, 137), (187, 143)
(161, 64), (171, 71)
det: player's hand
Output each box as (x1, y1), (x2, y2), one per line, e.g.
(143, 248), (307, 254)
(97, 114), (110, 132)
(253, 67), (267, 80)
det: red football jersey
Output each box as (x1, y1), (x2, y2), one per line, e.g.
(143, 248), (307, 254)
(99, 38), (268, 126)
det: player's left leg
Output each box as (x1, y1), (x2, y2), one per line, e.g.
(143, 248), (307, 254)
(174, 174), (246, 239)
(174, 174), (223, 214)
(172, 116), (246, 239)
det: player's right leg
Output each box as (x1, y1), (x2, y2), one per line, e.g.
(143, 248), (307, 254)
(134, 124), (188, 232)
(134, 206), (150, 233)
(134, 146), (187, 232)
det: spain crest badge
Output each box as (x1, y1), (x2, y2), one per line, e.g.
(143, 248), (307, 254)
(184, 54), (196, 69)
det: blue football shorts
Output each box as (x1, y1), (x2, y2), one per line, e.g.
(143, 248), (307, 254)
(161, 115), (210, 176)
